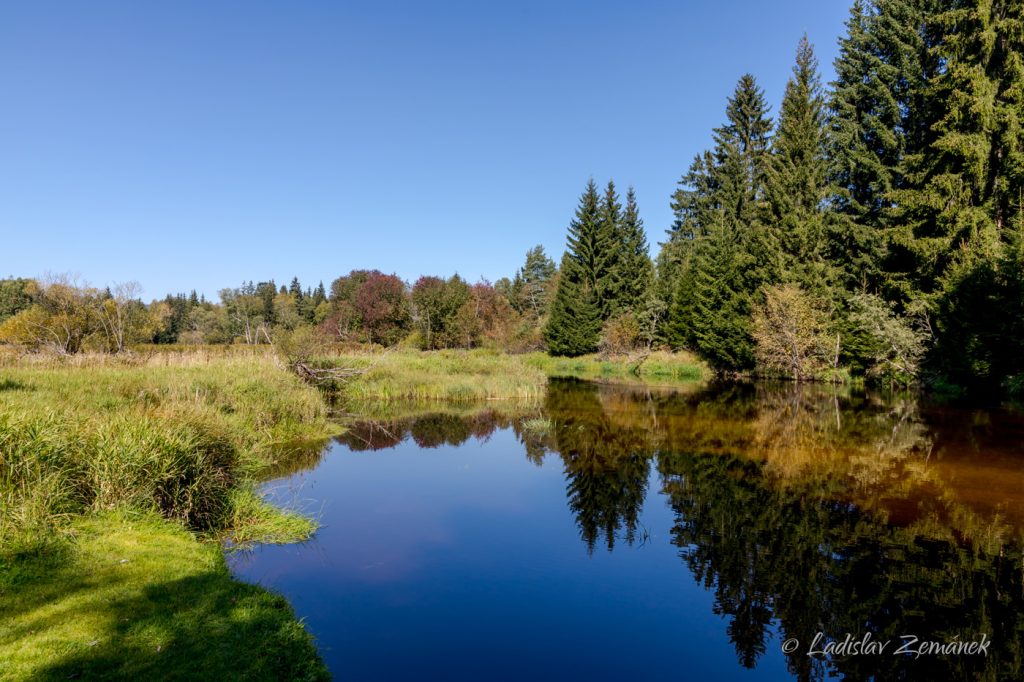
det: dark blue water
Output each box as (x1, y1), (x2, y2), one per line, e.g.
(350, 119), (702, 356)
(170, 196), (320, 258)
(228, 382), (1024, 681)
(230, 426), (789, 681)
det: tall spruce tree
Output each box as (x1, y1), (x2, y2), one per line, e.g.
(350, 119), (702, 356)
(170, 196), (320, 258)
(617, 187), (654, 312)
(895, 0), (1024, 383)
(658, 150), (718, 333)
(545, 180), (607, 355)
(764, 35), (833, 299)
(664, 74), (773, 370)
(827, 0), (940, 296)
(597, 180), (625, 318)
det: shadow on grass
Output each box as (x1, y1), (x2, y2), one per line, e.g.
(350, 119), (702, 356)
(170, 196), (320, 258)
(0, 516), (328, 682)
(0, 377), (29, 392)
(37, 573), (326, 681)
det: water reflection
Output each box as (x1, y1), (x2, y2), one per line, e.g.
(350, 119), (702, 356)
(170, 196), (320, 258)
(247, 380), (1024, 680)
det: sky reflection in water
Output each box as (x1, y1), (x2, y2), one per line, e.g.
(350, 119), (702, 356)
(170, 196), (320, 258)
(229, 380), (1024, 681)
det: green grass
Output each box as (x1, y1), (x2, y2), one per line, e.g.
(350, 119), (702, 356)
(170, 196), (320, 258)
(327, 348), (549, 402)
(523, 350), (709, 384)
(0, 354), (336, 679)
(322, 348), (708, 404)
(0, 512), (328, 681)
(0, 354), (334, 551)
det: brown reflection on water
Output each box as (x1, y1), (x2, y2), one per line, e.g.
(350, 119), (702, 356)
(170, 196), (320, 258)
(340, 381), (1024, 549)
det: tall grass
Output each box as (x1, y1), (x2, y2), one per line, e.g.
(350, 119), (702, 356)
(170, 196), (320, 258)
(329, 348), (549, 403)
(523, 350), (709, 383)
(0, 354), (332, 554)
(323, 348), (708, 403)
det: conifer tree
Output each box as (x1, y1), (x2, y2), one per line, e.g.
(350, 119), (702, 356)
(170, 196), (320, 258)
(664, 75), (773, 370)
(510, 246), (556, 317)
(617, 187), (654, 312)
(545, 256), (602, 356)
(597, 180), (624, 318)
(658, 150), (717, 337)
(679, 221), (756, 370)
(827, 0), (940, 296)
(545, 180), (607, 355)
(313, 281), (327, 307)
(897, 0), (1024, 382)
(289, 277), (304, 300)
(764, 36), (833, 299)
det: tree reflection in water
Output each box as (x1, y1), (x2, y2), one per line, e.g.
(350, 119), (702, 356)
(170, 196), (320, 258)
(336, 380), (1024, 680)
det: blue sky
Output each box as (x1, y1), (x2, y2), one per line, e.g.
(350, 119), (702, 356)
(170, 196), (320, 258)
(1, 1), (851, 300)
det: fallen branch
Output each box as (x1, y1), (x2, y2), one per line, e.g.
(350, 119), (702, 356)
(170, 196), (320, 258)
(291, 361), (368, 384)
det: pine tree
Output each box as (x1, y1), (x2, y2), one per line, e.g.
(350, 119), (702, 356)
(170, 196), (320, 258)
(764, 35), (833, 299)
(510, 246), (556, 317)
(545, 180), (608, 355)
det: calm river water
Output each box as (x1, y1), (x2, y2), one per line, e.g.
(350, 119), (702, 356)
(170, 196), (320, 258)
(228, 380), (1024, 680)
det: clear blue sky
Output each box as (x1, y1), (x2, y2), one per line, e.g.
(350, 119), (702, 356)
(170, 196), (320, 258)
(1, 1), (851, 300)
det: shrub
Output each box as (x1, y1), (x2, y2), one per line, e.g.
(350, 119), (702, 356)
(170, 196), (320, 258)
(751, 285), (836, 382)
(599, 312), (643, 356)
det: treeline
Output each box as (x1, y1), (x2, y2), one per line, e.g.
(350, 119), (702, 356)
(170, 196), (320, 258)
(0, 253), (560, 355)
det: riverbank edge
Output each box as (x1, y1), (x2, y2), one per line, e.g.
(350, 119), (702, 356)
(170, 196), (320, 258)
(0, 356), (340, 680)
(0, 348), (709, 679)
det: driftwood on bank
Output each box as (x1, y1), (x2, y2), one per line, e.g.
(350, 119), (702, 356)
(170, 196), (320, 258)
(290, 361), (368, 384)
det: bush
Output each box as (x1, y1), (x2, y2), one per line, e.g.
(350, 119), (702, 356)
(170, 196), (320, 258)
(599, 312), (643, 356)
(847, 293), (928, 387)
(751, 285), (836, 381)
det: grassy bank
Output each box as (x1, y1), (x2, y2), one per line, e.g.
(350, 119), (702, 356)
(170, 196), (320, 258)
(0, 512), (328, 681)
(326, 348), (708, 403)
(523, 350), (708, 384)
(0, 353), (335, 679)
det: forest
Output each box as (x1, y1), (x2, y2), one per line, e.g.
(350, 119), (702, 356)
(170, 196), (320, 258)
(4, 0), (1024, 396)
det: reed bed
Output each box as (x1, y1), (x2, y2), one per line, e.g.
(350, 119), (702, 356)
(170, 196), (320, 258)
(0, 354), (331, 554)
(329, 348), (549, 402)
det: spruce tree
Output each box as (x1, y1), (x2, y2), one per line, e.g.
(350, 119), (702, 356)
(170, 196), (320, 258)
(679, 221), (756, 370)
(288, 277), (303, 300)
(659, 150), (717, 340)
(313, 281), (327, 307)
(597, 180), (624, 318)
(827, 0), (940, 296)
(545, 256), (603, 356)
(897, 0), (1024, 383)
(617, 187), (654, 313)
(764, 35), (833, 299)
(663, 74), (773, 370)
(545, 180), (607, 355)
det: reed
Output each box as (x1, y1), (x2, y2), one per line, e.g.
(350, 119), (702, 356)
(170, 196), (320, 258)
(0, 354), (333, 553)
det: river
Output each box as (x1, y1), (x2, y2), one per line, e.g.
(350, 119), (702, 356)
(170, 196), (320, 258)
(229, 379), (1024, 680)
